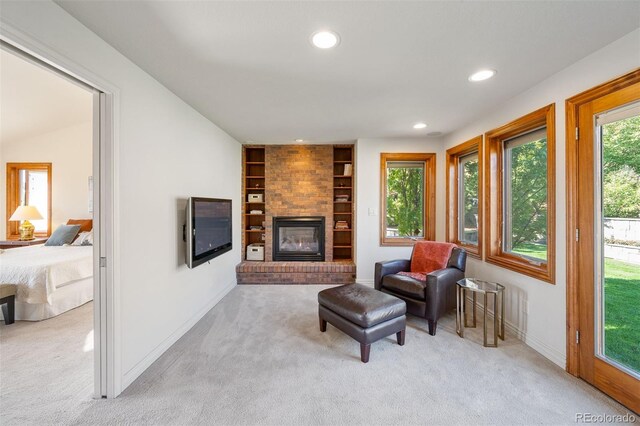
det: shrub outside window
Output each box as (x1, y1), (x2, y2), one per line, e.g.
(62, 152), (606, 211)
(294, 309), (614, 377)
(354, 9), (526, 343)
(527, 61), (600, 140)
(380, 153), (436, 246)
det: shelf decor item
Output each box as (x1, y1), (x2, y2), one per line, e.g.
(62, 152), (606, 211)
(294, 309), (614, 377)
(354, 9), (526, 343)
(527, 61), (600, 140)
(9, 205), (44, 240)
(248, 194), (264, 203)
(343, 163), (352, 176)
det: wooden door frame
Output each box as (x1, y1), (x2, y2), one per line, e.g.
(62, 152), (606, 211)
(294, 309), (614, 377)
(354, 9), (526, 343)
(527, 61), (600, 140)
(565, 68), (640, 410)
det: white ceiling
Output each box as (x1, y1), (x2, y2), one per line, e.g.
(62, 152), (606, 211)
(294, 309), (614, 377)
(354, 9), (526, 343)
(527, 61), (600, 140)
(56, 1), (640, 143)
(0, 50), (93, 144)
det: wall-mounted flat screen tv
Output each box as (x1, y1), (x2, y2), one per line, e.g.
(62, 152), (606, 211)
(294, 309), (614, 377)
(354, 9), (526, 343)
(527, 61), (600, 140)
(185, 197), (232, 268)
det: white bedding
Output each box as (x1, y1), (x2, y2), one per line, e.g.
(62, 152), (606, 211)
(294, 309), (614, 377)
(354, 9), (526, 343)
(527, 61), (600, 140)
(0, 245), (93, 305)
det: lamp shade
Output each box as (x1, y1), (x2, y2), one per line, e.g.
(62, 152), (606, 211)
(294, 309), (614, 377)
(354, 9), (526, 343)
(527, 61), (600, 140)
(9, 205), (44, 221)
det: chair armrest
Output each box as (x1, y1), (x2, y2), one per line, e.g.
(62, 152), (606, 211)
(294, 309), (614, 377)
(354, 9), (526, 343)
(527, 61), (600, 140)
(374, 259), (411, 290)
(424, 267), (465, 321)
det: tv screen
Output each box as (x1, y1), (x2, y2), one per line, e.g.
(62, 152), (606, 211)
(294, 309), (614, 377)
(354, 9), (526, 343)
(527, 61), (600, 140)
(185, 197), (232, 268)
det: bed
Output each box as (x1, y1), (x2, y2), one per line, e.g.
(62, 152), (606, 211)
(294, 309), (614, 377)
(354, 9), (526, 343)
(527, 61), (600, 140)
(0, 245), (93, 321)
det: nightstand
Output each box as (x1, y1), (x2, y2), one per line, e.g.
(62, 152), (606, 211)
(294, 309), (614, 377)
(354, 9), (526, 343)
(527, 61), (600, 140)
(0, 238), (48, 249)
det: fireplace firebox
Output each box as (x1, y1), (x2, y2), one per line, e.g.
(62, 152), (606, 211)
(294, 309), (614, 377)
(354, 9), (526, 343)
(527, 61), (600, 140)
(273, 216), (325, 262)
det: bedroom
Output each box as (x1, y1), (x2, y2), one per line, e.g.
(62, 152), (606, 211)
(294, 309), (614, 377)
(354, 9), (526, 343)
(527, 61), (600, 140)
(0, 46), (95, 398)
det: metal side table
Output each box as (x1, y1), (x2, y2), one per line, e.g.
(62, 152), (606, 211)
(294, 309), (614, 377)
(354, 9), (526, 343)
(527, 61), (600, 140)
(456, 278), (505, 347)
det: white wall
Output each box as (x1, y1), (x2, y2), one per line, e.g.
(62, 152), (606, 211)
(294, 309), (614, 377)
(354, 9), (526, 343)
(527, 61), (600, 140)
(0, 122), (93, 239)
(355, 138), (445, 282)
(0, 1), (242, 395)
(441, 29), (640, 367)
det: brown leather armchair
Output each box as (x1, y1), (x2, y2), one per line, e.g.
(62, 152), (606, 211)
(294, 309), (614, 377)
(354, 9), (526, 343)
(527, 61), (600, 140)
(374, 246), (467, 336)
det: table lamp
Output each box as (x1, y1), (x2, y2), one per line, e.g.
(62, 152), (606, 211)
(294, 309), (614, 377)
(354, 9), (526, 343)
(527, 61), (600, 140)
(9, 205), (43, 240)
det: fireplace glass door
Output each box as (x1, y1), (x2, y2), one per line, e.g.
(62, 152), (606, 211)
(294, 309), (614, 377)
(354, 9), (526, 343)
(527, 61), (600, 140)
(273, 216), (325, 261)
(279, 227), (320, 253)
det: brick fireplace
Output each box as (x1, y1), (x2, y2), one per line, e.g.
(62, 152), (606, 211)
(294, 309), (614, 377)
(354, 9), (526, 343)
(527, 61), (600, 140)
(265, 145), (334, 261)
(237, 144), (356, 284)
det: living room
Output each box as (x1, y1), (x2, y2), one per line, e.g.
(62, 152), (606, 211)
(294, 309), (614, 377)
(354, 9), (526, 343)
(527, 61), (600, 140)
(0, 1), (638, 424)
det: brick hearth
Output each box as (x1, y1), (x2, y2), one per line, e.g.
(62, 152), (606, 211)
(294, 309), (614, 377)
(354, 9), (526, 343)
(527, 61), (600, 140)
(236, 261), (355, 284)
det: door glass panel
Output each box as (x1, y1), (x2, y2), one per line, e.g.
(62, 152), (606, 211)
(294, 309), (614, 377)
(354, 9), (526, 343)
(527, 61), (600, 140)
(596, 102), (640, 376)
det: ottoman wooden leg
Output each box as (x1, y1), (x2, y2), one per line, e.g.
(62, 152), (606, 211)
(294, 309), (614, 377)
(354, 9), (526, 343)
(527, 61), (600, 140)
(319, 317), (327, 332)
(396, 329), (405, 346)
(360, 343), (370, 363)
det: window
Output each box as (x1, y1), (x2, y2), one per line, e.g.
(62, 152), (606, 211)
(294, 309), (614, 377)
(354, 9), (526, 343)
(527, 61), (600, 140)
(446, 136), (483, 257)
(380, 153), (436, 246)
(6, 163), (52, 238)
(484, 104), (555, 283)
(503, 128), (548, 261)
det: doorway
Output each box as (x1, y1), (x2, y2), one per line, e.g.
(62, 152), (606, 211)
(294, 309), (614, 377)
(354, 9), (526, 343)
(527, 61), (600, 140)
(566, 69), (640, 412)
(0, 40), (113, 398)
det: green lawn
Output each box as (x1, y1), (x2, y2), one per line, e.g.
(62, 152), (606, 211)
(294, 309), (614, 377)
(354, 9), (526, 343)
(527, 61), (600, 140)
(511, 243), (639, 373)
(511, 242), (547, 260)
(604, 258), (640, 373)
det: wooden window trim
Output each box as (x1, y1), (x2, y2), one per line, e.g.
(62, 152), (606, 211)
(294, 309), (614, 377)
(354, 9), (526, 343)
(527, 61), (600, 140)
(446, 135), (483, 258)
(484, 104), (556, 283)
(380, 153), (436, 246)
(6, 162), (53, 239)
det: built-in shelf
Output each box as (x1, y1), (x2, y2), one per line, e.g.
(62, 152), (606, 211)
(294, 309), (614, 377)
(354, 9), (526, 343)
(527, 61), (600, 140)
(333, 145), (354, 261)
(243, 146), (266, 261)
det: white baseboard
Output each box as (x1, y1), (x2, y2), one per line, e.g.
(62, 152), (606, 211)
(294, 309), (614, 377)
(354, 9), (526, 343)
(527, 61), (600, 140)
(466, 296), (566, 368)
(356, 278), (373, 286)
(121, 280), (236, 390)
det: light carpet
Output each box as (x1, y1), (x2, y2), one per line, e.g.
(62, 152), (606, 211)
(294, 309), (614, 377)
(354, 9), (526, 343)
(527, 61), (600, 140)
(0, 286), (633, 425)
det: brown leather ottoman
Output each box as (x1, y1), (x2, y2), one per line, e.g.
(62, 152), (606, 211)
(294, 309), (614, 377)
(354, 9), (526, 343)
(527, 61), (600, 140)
(318, 284), (406, 363)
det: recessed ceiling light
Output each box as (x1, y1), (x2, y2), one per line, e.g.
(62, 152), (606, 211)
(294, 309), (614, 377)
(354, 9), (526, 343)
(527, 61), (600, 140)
(311, 31), (340, 49)
(295, 139), (304, 142)
(468, 69), (497, 82)
(413, 122), (428, 129)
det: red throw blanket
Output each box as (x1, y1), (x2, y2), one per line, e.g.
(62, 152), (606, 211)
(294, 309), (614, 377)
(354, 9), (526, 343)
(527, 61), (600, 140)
(408, 241), (456, 275)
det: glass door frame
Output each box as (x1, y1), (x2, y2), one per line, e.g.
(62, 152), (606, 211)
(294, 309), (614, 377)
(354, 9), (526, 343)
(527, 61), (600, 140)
(566, 69), (640, 412)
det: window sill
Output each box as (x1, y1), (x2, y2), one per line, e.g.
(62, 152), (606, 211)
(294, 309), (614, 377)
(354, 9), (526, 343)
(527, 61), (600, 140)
(485, 252), (555, 284)
(380, 238), (425, 247)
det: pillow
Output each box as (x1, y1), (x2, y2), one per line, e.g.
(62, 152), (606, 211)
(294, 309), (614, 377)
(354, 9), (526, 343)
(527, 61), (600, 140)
(71, 231), (93, 246)
(45, 224), (81, 246)
(66, 219), (93, 233)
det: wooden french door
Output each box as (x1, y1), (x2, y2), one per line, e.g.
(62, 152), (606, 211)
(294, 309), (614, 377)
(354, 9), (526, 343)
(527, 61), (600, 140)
(567, 70), (640, 413)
